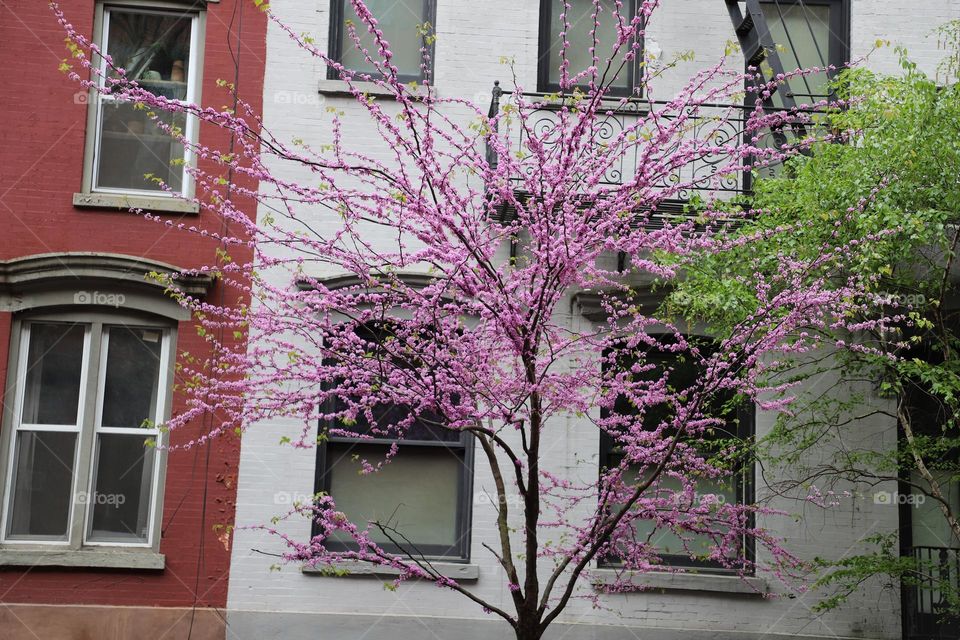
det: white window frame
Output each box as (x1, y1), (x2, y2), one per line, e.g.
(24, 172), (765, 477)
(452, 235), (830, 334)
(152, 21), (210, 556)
(0, 312), (174, 553)
(0, 323), (93, 546)
(82, 1), (204, 199)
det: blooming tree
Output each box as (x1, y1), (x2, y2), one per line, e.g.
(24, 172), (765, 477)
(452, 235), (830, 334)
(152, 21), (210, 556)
(56, 1), (889, 637)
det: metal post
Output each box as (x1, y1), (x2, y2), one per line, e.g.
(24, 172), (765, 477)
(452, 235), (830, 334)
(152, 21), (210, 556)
(486, 81), (503, 170)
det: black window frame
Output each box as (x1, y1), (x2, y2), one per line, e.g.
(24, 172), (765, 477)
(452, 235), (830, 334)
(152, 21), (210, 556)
(756, 0), (851, 101)
(896, 342), (960, 640)
(597, 336), (756, 572)
(326, 0), (437, 83)
(744, 0), (850, 191)
(311, 323), (473, 562)
(537, 0), (643, 97)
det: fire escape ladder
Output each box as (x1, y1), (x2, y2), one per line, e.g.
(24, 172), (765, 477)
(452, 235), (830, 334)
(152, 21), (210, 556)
(725, 0), (799, 112)
(725, 0), (823, 177)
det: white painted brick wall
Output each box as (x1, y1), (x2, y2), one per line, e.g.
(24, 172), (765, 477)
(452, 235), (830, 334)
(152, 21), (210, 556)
(228, 1), (957, 637)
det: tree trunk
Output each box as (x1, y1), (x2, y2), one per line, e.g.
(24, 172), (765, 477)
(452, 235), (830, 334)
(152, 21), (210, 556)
(515, 615), (542, 640)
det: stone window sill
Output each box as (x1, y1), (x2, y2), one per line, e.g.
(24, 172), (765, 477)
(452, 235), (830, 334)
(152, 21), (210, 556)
(317, 79), (429, 100)
(592, 569), (768, 595)
(0, 548), (165, 570)
(73, 192), (199, 215)
(302, 560), (479, 581)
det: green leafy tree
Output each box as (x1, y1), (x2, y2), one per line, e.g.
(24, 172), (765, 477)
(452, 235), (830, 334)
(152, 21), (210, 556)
(669, 30), (960, 617)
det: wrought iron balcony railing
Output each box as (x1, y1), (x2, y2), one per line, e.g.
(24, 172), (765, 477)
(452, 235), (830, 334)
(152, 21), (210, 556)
(485, 86), (752, 211)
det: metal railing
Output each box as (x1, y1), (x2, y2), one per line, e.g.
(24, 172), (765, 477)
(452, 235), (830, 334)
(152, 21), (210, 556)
(905, 546), (960, 640)
(486, 87), (752, 204)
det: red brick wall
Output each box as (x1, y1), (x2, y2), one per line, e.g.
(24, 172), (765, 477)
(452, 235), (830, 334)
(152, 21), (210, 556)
(0, 0), (265, 609)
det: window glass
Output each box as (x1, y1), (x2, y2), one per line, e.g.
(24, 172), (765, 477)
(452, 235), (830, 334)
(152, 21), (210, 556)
(614, 454), (738, 560)
(105, 10), (192, 93)
(543, 0), (636, 92)
(21, 323), (85, 426)
(88, 433), (156, 543)
(332, 402), (462, 443)
(326, 322), (461, 442)
(750, 2), (842, 180)
(7, 431), (78, 539)
(327, 443), (461, 551)
(902, 348), (960, 549)
(317, 321), (470, 558)
(761, 2), (833, 102)
(909, 471), (960, 549)
(96, 102), (187, 193)
(101, 326), (163, 429)
(337, 0), (429, 79)
(94, 8), (194, 193)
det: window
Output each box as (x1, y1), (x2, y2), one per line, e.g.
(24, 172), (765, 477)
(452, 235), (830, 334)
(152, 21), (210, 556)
(758, 0), (849, 104)
(898, 353), (960, 638)
(313, 324), (472, 560)
(599, 337), (754, 569)
(327, 0), (436, 82)
(901, 369), (960, 550)
(907, 472), (960, 548)
(85, 4), (201, 196)
(1, 315), (173, 548)
(538, 0), (642, 95)
(745, 1), (848, 183)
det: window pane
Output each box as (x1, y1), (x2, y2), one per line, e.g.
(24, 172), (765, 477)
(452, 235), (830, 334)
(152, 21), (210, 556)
(7, 431), (77, 539)
(328, 323), (462, 443)
(327, 443), (462, 552)
(88, 434), (156, 543)
(101, 327), (164, 429)
(608, 338), (728, 428)
(626, 466), (737, 561)
(547, 0), (633, 90)
(96, 101), (186, 192)
(762, 3), (832, 100)
(105, 10), (192, 94)
(338, 0), (426, 78)
(910, 471), (960, 549)
(603, 338), (745, 566)
(21, 323), (85, 426)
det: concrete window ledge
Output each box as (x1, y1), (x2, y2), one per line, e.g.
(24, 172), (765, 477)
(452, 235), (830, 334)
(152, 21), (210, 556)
(302, 560), (479, 581)
(591, 569), (768, 595)
(0, 548), (166, 570)
(317, 79), (429, 100)
(73, 192), (200, 215)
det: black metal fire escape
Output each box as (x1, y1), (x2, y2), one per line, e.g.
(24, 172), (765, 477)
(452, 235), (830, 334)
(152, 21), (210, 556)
(724, 0), (801, 113)
(724, 0), (840, 182)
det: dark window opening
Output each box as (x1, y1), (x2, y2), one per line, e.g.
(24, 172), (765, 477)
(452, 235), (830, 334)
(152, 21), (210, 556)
(598, 336), (754, 570)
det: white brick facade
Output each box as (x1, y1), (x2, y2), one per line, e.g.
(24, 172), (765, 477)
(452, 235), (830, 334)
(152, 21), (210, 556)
(226, 2), (959, 638)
